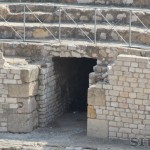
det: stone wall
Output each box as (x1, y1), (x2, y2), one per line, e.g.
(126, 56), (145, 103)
(88, 54), (150, 139)
(0, 54), (39, 133)
(36, 59), (64, 127)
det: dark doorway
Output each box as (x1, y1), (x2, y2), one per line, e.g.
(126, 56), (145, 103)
(53, 57), (96, 113)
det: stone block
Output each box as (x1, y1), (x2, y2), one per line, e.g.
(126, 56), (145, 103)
(88, 106), (96, 119)
(88, 85), (105, 106)
(0, 52), (3, 59)
(32, 110), (38, 128)
(8, 81), (38, 98)
(87, 119), (108, 138)
(8, 114), (34, 133)
(21, 66), (39, 83)
(0, 59), (5, 68)
(17, 97), (37, 113)
(33, 28), (49, 38)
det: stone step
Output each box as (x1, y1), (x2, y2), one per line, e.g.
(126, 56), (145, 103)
(0, 22), (149, 46)
(3, 7), (150, 28)
(2, 40), (150, 60)
(1, 0), (150, 9)
(8, 3), (150, 13)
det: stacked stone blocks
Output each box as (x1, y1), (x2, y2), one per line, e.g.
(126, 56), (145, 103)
(36, 61), (62, 127)
(88, 54), (150, 139)
(0, 54), (39, 133)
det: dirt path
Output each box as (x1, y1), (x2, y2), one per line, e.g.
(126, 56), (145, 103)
(0, 113), (149, 150)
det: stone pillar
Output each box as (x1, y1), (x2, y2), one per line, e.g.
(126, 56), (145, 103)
(87, 59), (109, 138)
(87, 84), (108, 138)
(6, 66), (39, 133)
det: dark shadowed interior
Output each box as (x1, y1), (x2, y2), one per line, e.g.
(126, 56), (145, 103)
(53, 57), (96, 113)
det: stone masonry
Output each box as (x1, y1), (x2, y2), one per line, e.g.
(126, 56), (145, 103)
(88, 54), (150, 139)
(0, 55), (39, 133)
(0, 0), (149, 140)
(37, 57), (96, 127)
(36, 59), (64, 127)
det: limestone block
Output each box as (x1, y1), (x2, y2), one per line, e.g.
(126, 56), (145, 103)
(87, 119), (108, 138)
(8, 114), (34, 133)
(33, 29), (49, 38)
(88, 85), (106, 106)
(100, 33), (106, 40)
(0, 52), (3, 59)
(17, 97), (37, 113)
(88, 106), (96, 119)
(21, 66), (39, 83)
(0, 5), (9, 19)
(0, 59), (5, 68)
(77, 0), (93, 3)
(8, 81), (38, 98)
(32, 110), (38, 128)
(106, 14), (114, 21)
(123, 0), (133, 4)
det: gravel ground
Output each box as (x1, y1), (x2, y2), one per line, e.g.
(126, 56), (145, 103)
(0, 113), (149, 150)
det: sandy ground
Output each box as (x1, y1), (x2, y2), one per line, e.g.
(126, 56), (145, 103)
(0, 113), (149, 150)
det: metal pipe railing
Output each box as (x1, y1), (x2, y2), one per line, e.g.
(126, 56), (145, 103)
(23, 5), (26, 41)
(0, 3), (149, 49)
(129, 10), (132, 47)
(94, 8), (97, 45)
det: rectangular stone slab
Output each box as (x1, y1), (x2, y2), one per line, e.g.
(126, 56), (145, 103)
(17, 97), (37, 114)
(87, 119), (108, 138)
(8, 81), (38, 98)
(21, 66), (39, 83)
(8, 114), (33, 133)
(0, 52), (3, 59)
(0, 59), (5, 68)
(88, 85), (106, 106)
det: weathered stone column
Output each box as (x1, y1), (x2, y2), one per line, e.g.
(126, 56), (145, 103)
(0, 55), (39, 133)
(87, 84), (108, 138)
(7, 66), (39, 133)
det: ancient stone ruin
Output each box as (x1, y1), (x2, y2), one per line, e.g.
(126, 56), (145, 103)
(0, 0), (149, 139)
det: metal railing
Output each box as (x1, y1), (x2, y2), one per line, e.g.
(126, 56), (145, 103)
(0, 3), (149, 49)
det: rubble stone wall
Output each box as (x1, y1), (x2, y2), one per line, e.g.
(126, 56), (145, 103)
(88, 54), (150, 139)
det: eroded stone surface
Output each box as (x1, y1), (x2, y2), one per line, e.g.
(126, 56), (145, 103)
(88, 85), (106, 106)
(87, 119), (108, 138)
(17, 97), (37, 114)
(20, 66), (39, 83)
(8, 81), (38, 98)
(8, 112), (37, 133)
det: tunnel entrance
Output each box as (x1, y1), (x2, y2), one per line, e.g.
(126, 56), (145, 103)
(37, 57), (97, 128)
(53, 57), (97, 114)
(45, 57), (97, 133)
